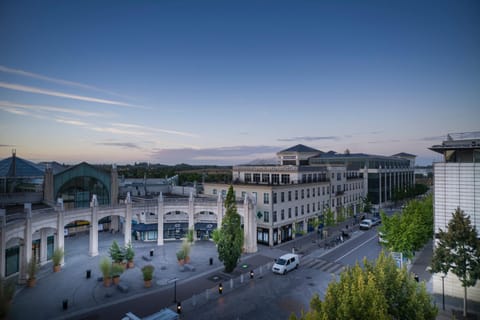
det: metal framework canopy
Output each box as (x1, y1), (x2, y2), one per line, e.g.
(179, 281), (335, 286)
(54, 162), (111, 208)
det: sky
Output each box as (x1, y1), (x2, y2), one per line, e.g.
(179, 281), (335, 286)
(0, 0), (479, 166)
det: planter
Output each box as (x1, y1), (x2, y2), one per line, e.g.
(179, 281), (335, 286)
(27, 278), (36, 288)
(177, 259), (185, 266)
(127, 260), (134, 269)
(112, 276), (120, 285)
(53, 265), (61, 273)
(144, 280), (152, 288)
(103, 277), (112, 287)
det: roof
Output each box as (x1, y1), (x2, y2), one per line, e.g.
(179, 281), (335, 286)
(0, 154), (44, 177)
(392, 152), (416, 158)
(278, 144), (321, 153)
(312, 152), (411, 162)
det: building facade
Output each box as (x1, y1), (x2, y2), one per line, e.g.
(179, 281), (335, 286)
(204, 145), (366, 246)
(430, 133), (480, 302)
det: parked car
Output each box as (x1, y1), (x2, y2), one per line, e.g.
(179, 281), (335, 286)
(378, 231), (388, 244)
(272, 253), (299, 275)
(371, 217), (381, 226)
(359, 219), (373, 230)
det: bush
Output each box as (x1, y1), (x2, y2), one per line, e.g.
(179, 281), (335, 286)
(52, 248), (64, 266)
(99, 257), (112, 278)
(27, 259), (37, 280)
(109, 240), (125, 263)
(141, 265), (154, 281)
(125, 242), (135, 262)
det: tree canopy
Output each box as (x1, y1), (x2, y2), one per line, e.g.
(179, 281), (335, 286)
(431, 208), (480, 317)
(379, 195), (433, 259)
(217, 185), (244, 273)
(291, 253), (437, 320)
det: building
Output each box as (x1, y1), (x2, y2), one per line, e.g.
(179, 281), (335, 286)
(203, 145), (366, 246)
(309, 150), (416, 206)
(430, 132), (480, 302)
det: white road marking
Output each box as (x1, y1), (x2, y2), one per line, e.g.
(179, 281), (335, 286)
(334, 235), (378, 263)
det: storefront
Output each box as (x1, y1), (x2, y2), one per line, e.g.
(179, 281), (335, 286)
(280, 224), (293, 242)
(256, 227), (269, 245)
(164, 222), (188, 240)
(132, 223), (158, 241)
(194, 222), (217, 240)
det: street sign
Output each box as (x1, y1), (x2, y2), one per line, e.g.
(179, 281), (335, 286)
(391, 252), (403, 268)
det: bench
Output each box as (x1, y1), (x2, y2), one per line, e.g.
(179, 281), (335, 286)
(184, 264), (195, 272)
(142, 255), (152, 262)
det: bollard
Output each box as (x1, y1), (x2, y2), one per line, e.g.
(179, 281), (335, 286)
(86, 269), (91, 279)
(176, 302), (182, 314)
(230, 278), (233, 289)
(150, 249), (154, 257)
(218, 283), (223, 294)
(209, 257), (213, 265)
(250, 270), (254, 279)
(62, 299), (68, 310)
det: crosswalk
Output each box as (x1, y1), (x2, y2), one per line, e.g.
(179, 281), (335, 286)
(301, 256), (345, 275)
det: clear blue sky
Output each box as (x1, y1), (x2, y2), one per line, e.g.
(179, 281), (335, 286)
(1, 0), (479, 166)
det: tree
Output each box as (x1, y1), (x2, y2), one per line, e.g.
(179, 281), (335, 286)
(431, 208), (480, 317)
(379, 195), (433, 259)
(217, 186), (244, 273)
(290, 253), (437, 320)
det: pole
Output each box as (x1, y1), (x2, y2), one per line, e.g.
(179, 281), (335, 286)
(174, 280), (177, 303)
(442, 275), (445, 311)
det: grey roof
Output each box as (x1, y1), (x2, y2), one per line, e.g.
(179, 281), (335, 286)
(278, 144), (322, 153)
(313, 152), (409, 161)
(392, 152), (416, 158)
(0, 155), (44, 177)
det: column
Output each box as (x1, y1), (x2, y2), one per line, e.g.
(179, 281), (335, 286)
(157, 193), (164, 246)
(39, 229), (47, 265)
(216, 193), (223, 228)
(378, 167), (382, 207)
(89, 195), (99, 257)
(389, 171), (392, 202)
(0, 209), (6, 278)
(56, 199), (65, 265)
(188, 192), (195, 241)
(269, 228), (273, 247)
(21, 203), (33, 283)
(243, 195), (257, 253)
(384, 168), (387, 205)
(125, 192), (132, 245)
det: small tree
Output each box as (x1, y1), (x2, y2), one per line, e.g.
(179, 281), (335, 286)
(125, 242), (135, 266)
(109, 240), (125, 264)
(431, 208), (480, 317)
(291, 253), (437, 320)
(217, 186), (244, 273)
(211, 228), (222, 245)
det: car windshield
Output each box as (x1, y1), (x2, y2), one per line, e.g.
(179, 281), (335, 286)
(276, 258), (287, 265)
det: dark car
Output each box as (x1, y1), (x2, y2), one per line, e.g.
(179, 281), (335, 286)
(371, 217), (381, 226)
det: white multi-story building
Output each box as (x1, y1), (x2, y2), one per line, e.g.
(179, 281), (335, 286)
(203, 145), (366, 246)
(430, 132), (480, 302)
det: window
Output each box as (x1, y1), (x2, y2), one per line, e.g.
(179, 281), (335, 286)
(263, 193), (269, 204)
(312, 188), (315, 197)
(301, 189), (305, 199)
(222, 190), (226, 196)
(272, 174), (280, 184)
(307, 204), (310, 213)
(213, 189), (217, 195)
(273, 211), (277, 223)
(295, 190), (298, 200)
(288, 191), (292, 201)
(253, 173), (260, 183)
(281, 174), (290, 184)
(281, 192), (285, 202)
(264, 211), (269, 223)
(281, 209), (285, 220)
(245, 173), (251, 183)
(262, 174), (269, 183)
(273, 192), (277, 204)
(288, 208), (292, 219)
(241, 191), (246, 199)
(295, 207), (298, 217)
(252, 192), (257, 202)
(307, 189), (310, 198)
(313, 203), (316, 212)
(337, 173), (341, 181)
(322, 186), (325, 195)
(301, 205), (304, 215)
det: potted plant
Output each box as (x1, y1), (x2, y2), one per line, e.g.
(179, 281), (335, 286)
(27, 259), (37, 288)
(99, 257), (112, 287)
(52, 247), (64, 272)
(141, 265), (154, 288)
(186, 228), (194, 243)
(0, 276), (15, 317)
(109, 240), (125, 268)
(111, 263), (124, 285)
(125, 242), (135, 269)
(176, 249), (186, 266)
(181, 240), (191, 264)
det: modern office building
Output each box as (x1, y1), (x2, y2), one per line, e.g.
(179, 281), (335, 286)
(430, 132), (480, 302)
(203, 145), (366, 246)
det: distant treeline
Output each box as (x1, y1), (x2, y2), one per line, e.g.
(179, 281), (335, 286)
(116, 163), (233, 185)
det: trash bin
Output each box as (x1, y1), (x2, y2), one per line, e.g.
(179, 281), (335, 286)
(209, 257), (213, 265)
(62, 299), (68, 310)
(150, 249), (154, 257)
(86, 269), (91, 279)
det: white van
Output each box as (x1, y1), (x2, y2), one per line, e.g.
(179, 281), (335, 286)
(272, 253), (300, 274)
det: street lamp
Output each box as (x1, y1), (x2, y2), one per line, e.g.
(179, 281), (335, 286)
(250, 270), (254, 279)
(441, 273), (446, 311)
(167, 277), (179, 303)
(176, 302), (182, 314)
(218, 283), (223, 294)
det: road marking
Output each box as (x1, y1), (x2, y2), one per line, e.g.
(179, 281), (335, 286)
(334, 235), (378, 263)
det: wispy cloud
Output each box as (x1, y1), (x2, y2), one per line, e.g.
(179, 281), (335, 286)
(0, 101), (109, 117)
(0, 82), (146, 109)
(277, 136), (339, 142)
(0, 65), (131, 99)
(113, 122), (199, 138)
(0, 144), (15, 147)
(151, 145), (280, 165)
(55, 118), (89, 126)
(417, 135), (447, 142)
(96, 142), (142, 150)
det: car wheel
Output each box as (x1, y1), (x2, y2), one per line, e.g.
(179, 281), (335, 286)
(295, 264), (299, 269)
(283, 269), (287, 275)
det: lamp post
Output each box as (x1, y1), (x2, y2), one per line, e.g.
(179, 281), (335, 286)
(168, 277), (179, 303)
(218, 283), (223, 294)
(250, 270), (254, 279)
(441, 274), (446, 311)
